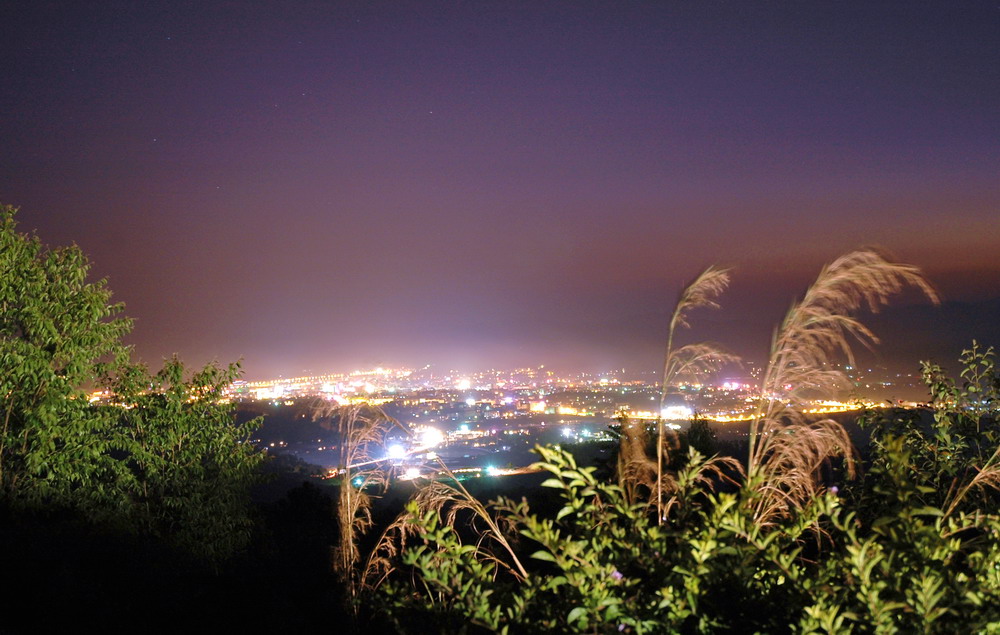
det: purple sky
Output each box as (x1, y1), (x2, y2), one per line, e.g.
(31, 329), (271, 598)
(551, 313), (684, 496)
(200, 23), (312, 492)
(2, 2), (999, 379)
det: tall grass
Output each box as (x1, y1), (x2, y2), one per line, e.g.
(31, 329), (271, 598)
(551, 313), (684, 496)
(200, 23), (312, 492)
(362, 458), (528, 593)
(313, 402), (407, 610)
(651, 266), (737, 521)
(747, 248), (938, 525)
(314, 401), (528, 604)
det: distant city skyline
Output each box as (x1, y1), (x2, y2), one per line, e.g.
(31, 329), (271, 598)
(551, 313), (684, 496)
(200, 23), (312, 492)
(223, 358), (929, 403)
(2, 2), (998, 379)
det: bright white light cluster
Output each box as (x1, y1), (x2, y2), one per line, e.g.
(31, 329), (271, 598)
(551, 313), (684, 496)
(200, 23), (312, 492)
(660, 405), (694, 420)
(415, 426), (444, 448)
(386, 443), (406, 460)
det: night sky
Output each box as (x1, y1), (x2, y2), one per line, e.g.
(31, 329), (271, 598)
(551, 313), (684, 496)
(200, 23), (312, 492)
(2, 2), (999, 379)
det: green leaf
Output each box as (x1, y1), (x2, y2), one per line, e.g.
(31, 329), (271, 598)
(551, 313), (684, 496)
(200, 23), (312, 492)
(530, 550), (557, 563)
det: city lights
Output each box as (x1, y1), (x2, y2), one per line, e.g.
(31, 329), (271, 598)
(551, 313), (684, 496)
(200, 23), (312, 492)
(386, 444), (406, 460)
(401, 467), (421, 480)
(227, 362), (910, 485)
(660, 405), (694, 420)
(416, 426), (445, 449)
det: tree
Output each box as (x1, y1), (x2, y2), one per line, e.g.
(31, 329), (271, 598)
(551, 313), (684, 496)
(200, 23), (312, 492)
(0, 204), (263, 564)
(109, 358), (265, 564)
(0, 204), (131, 508)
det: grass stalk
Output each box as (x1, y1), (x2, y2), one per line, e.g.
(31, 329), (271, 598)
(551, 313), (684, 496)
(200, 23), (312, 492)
(747, 248), (938, 525)
(653, 266), (734, 522)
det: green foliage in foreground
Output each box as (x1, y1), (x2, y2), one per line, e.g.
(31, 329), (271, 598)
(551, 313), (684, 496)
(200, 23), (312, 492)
(372, 346), (1000, 633)
(0, 206), (131, 506)
(105, 359), (265, 563)
(0, 205), (263, 564)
